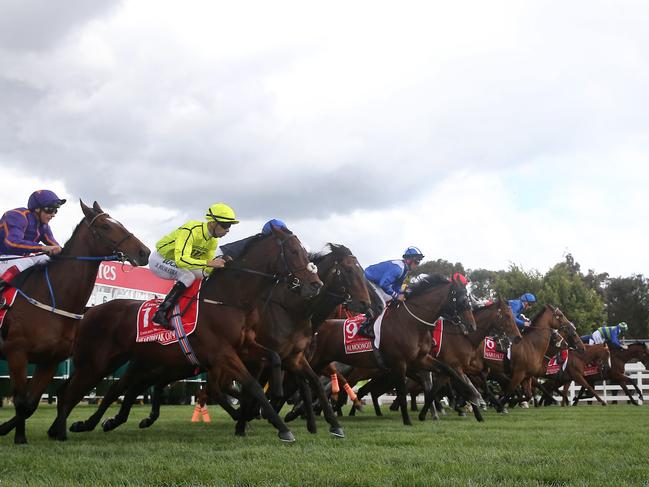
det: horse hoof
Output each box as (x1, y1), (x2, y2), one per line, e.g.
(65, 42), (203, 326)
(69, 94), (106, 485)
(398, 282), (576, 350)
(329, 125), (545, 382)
(14, 436), (27, 445)
(418, 413), (426, 422)
(329, 427), (345, 438)
(307, 424), (317, 434)
(501, 408), (509, 415)
(278, 431), (296, 443)
(139, 418), (153, 429)
(102, 418), (116, 432)
(69, 421), (88, 433)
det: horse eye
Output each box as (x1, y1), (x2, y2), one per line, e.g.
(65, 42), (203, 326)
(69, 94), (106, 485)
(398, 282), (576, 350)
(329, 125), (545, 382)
(102, 224), (111, 230)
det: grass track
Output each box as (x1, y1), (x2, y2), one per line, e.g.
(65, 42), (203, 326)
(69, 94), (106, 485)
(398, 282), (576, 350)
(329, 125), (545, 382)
(0, 403), (647, 486)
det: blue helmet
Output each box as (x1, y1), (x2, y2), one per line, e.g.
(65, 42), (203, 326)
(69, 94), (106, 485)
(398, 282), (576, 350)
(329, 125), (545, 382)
(27, 190), (66, 211)
(403, 246), (424, 260)
(262, 219), (288, 235)
(520, 293), (536, 303)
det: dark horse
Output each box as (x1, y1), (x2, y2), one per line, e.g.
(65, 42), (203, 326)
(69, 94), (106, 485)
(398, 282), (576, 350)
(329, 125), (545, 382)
(309, 273), (480, 426)
(0, 201), (150, 444)
(48, 225), (322, 443)
(570, 342), (649, 406)
(80, 243), (371, 438)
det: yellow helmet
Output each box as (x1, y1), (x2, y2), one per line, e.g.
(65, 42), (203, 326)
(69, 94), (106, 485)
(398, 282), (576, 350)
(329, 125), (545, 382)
(206, 203), (239, 224)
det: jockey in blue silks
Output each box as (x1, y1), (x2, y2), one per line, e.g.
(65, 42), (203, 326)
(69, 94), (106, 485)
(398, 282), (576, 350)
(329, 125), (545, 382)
(582, 322), (628, 350)
(359, 246), (424, 338)
(508, 293), (537, 331)
(0, 190), (66, 308)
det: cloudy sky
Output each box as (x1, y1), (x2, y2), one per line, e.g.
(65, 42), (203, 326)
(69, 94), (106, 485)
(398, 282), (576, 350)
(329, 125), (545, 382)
(1, 0), (647, 277)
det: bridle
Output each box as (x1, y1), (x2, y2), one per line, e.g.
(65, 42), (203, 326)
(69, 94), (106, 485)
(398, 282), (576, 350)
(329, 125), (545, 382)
(84, 212), (134, 262)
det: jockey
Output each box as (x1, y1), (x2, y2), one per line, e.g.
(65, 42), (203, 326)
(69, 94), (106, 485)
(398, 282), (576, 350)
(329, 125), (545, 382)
(587, 322), (629, 350)
(508, 293), (536, 331)
(149, 203), (239, 329)
(0, 190), (66, 308)
(359, 246), (424, 337)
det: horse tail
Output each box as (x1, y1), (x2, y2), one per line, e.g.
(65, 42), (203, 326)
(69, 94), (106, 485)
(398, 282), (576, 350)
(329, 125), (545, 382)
(428, 356), (481, 404)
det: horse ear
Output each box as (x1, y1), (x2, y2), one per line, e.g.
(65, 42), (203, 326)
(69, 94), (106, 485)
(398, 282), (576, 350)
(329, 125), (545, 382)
(80, 200), (95, 219)
(93, 201), (104, 213)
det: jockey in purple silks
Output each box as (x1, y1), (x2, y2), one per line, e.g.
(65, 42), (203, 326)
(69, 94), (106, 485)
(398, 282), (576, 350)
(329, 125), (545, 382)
(0, 190), (66, 308)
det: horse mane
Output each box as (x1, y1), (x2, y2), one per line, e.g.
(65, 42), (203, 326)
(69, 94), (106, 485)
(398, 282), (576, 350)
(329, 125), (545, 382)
(310, 243), (353, 264)
(407, 273), (449, 298)
(60, 219), (86, 255)
(530, 304), (551, 323)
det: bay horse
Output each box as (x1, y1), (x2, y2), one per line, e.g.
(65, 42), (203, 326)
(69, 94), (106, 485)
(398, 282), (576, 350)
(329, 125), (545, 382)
(309, 273), (479, 426)
(90, 243), (371, 437)
(0, 201), (150, 444)
(415, 298), (522, 421)
(467, 305), (581, 411)
(571, 342), (649, 406)
(541, 342), (611, 406)
(47, 225), (323, 443)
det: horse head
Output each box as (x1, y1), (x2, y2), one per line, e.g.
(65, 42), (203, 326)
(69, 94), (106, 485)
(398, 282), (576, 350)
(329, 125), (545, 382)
(313, 244), (371, 314)
(79, 200), (150, 266)
(241, 223), (322, 299)
(544, 306), (584, 351)
(438, 273), (476, 332)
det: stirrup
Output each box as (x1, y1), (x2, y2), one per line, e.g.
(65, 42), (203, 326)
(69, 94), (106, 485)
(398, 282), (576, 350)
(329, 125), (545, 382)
(152, 310), (173, 330)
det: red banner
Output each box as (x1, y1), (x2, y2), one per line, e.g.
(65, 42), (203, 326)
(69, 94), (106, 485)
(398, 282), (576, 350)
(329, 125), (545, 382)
(95, 262), (173, 294)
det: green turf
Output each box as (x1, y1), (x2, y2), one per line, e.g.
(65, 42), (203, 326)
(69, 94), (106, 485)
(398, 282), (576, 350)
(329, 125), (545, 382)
(0, 403), (647, 486)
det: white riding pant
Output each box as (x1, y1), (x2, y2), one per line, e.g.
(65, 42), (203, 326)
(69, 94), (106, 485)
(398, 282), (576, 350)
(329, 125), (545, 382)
(149, 251), (203, 287)
(0, 254), (51, 280)
(368, 281), (392, 308)
(589, 329), (605, 345)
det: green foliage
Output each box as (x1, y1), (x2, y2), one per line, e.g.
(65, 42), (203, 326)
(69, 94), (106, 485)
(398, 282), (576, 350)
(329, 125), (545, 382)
(467, 268), (501, 300)
(537, 262), (606, 334)
(493, 264), (543, 301)
(414, 258), (465, 279)
(606, 275), (649, 338)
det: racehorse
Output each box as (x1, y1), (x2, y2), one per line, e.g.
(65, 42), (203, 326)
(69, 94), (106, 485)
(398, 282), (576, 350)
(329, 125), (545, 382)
(541, 342), (611, 406)
(468, 305), (581, 411)
(415, 298), (522, 421)
(47, 225), (322, 443)
(571, 342), (649, 406)
(98, 243), (371, 437)
(309, 273), (480, 426)
(0, 201), (150, 444)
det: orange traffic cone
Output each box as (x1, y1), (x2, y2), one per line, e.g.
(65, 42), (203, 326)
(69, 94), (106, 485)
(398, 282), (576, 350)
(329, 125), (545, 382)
(200, 405), (211, 422)
(191, 403), (201, 422)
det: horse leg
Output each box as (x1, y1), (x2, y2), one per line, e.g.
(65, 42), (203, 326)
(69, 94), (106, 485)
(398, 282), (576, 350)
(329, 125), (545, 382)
(103, 367), (155, 432)
(574, 374), (607, 406)
(614, 375), (639, 405)
(572, 385), (586, 406)
(390, 365), (411, 426)
(70, 370), (131, 433)
(218, 351), (294, 442)
(0, 352), (28, 439)
(139, 383), (164, 428)
(295, 356), (344, 438)
(14, 362), (58, 444)
(460, 373), (484, 422)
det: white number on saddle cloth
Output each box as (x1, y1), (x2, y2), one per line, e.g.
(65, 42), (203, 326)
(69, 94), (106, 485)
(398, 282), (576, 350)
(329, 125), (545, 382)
(343, 315), (372, 354)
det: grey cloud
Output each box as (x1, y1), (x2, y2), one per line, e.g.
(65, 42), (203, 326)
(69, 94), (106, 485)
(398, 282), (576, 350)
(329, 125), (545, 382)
(0, 0), (122, 51)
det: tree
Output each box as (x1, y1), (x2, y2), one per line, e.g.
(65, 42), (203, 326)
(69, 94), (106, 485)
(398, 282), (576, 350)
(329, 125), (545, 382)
(605, 275), (649, 338)
(414, 259), (465, 279)
(467, 268), (502, 300)
(493, 264), (543, 302)
(537, 262), (606, 335)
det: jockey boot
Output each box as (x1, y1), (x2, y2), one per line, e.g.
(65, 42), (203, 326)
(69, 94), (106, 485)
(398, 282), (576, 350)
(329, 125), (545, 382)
(358, 315), (375, 339)
(152, 281), (187, 330)
(0, 279), (8, 309)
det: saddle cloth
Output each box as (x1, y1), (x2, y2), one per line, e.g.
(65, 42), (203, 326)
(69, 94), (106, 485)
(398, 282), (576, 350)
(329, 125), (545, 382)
(546, 350), (569, 375)
(343, 314), (373, 354)
(430, 318), (444, 357)
(136, 281), (201, 346)
(0, 288), (19, 329)
(583, 362), (600, 376)
(484, 336), (506, 361)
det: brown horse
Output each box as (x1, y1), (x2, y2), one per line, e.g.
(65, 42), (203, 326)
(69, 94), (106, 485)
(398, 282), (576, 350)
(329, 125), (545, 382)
(309, 273), (479, 426)
(571, 342), (649, 406)
(47, 225), (322, 443)
(414, 298), (522, 421)
(468, 305), (581, 411)
(541, 342), (611, 406)
(87, 243), (370, 438)
(0, 201), (150, 444)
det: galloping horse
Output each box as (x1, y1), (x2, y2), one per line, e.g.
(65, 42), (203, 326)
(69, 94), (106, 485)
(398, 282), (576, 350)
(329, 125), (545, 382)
(93, 243), (370, 437)
(48, 225), (322, 443)
(415, 298), (522, 421)
(541, 342), (611, 406)
(0, 201), (150, 444)
(468, 305), (581, 411)
(309, 273), (479, 426)
(571, 342), (649, 406)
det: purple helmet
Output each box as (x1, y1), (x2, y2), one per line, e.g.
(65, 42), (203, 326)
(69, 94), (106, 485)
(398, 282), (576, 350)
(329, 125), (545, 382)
(27, 190), (66, 211)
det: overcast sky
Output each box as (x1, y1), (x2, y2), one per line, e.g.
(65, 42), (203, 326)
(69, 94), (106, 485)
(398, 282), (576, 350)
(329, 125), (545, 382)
(1, 0), (647, 277)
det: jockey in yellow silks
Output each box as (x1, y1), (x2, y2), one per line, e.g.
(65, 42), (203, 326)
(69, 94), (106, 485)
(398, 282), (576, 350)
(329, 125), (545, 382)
(149, 203), (238, 329)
